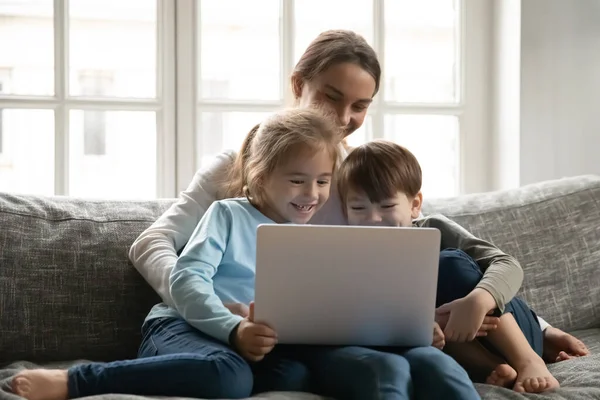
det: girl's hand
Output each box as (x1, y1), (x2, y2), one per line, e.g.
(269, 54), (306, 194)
(224, 302), (250, 318)
(436, 288), (498, 342)
(231, 302), (277, 362)
(432, 322), (445, 349)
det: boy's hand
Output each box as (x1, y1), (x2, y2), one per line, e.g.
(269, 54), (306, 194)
(231, 302), (277, 362)
(432, 322), (445, 349)
(436, 288), (499, 342)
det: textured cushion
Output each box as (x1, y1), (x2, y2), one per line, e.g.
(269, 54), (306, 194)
(0, 193), (172, 363)
(423, 175), (600, 333)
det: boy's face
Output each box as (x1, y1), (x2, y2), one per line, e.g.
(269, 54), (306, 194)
(345, 189), (423, 227)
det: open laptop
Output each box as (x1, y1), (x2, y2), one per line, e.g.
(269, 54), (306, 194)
(253, 224), (441, 348)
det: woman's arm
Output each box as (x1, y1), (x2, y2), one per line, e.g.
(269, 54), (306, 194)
(169, 201), (244, 344)
(129, 150), (236, 306)
(416, 214), (524, 312)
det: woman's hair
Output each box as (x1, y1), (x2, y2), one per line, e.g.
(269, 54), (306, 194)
(293, 29), (381, 96)
(223, 108), (343, 205)
(337, 140), (422, 208)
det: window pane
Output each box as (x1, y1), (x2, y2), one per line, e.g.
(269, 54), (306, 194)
(346, 115), (372, 148)
(199, 1), (280, 101)
(69, 110), (156, 199)
(0, 0), (54, 95)
(197, 111), (273, 169)
(294, 0), (373, 63)
(69, 0), (157, 98)
(0, 109), (54, 195)
(384, 115), (459, 198)
(384, 0), (458, 103)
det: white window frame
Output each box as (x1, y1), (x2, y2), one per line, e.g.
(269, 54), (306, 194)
(0, 68), (10, 158)
(175, 0), (491, 196)
(0, 0), (177, 197)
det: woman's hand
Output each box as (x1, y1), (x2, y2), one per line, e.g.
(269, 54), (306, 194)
(231, 302), (277, 362)
(436, 288), (499, 342)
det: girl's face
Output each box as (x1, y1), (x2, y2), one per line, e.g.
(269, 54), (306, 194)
(260, 148), (335, 224)
(294, 62), (377, 137)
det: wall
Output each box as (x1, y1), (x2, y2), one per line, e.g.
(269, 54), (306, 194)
(492, 0), (600, 189)
(520, 0), (600, 186)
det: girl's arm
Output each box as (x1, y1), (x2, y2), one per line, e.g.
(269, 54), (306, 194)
(129, 150), (236, 307)
(169, 201), (244, 344)
(416, 214), (524, 312)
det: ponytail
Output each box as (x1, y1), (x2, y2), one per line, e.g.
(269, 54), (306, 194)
(222, 123), (260, 199)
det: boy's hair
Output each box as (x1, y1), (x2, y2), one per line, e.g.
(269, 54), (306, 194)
(337, 140), (422, 207)
(224, 108), (343, 206)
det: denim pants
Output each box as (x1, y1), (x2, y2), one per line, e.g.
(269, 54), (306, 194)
(436, 248), (544, 357)
(66, 250), (497, 399)
(68, 317), (311, 398)
(68, 316), (480, 400)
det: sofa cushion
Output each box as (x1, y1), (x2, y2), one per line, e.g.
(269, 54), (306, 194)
(0, 193), (173, 363)
(423, 175), (600, 332)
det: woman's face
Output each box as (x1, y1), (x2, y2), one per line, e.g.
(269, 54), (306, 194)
(294, 62), (377, 137)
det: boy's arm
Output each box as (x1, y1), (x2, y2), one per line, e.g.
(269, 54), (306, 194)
(169, 202), (244, 344)
(416, 214), (523, 312)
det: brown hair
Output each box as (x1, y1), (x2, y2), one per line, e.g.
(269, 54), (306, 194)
(224, 108), (343, 206)
(337, 140), (422, 207)
(293, 30), (381, 97)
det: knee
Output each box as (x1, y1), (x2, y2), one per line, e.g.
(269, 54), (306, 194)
(406, 347), (467, 378)
(268, 362), (312, 392)
(437, 249), (482, 303)
(187, 351), (254, 399)
(361, 352), (411, 386)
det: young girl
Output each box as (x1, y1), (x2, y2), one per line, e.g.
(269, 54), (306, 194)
(10, 109), (336, 399)
(335, 140), (567, 393)
(12, 109), (480, 400)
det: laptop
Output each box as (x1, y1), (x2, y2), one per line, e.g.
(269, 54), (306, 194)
(253, 224), (441, 347)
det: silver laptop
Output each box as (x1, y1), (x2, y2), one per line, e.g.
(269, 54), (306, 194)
(254, 224), (441, 347)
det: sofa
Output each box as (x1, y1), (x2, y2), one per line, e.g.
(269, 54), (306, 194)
(1, 175), (600, 400)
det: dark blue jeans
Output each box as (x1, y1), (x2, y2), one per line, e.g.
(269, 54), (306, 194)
(68, 316), (480, 400)
(66, 250), (498, 399)
(436, 249), (544, 357)
(68, 317), (311, 399)
(299, 345), (480, 400)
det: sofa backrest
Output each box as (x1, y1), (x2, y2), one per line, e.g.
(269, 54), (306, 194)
(0, 193), (173, 363)
(2, 175), (599, 363)
(423, 175), (600, 333)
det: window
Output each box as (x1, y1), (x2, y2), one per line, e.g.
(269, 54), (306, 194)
(179, 0), (488, 199)
(79, 71), (114, 155)
(0, 81), (4, 154)
(0, 68), (10, 155)
(0, 0), (175, 198)
(0, 0), (488, 199)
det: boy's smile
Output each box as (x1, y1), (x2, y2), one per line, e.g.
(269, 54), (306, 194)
(345, 190), (422, 227)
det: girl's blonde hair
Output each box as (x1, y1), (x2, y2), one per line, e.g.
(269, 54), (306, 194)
(223, 108), (343, 206)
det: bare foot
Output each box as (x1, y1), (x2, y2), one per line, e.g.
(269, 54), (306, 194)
(486, 364), (517, 388)
(513, 358), (560, 393)
(555, 351), (576, 362)
(543, 327), (589, 363)
(12, 369), (69, 400)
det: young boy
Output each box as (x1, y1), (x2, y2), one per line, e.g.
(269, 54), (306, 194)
(336, 139), (564, 393)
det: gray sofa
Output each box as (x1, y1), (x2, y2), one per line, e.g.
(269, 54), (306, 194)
(1, 175), (600, 400)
